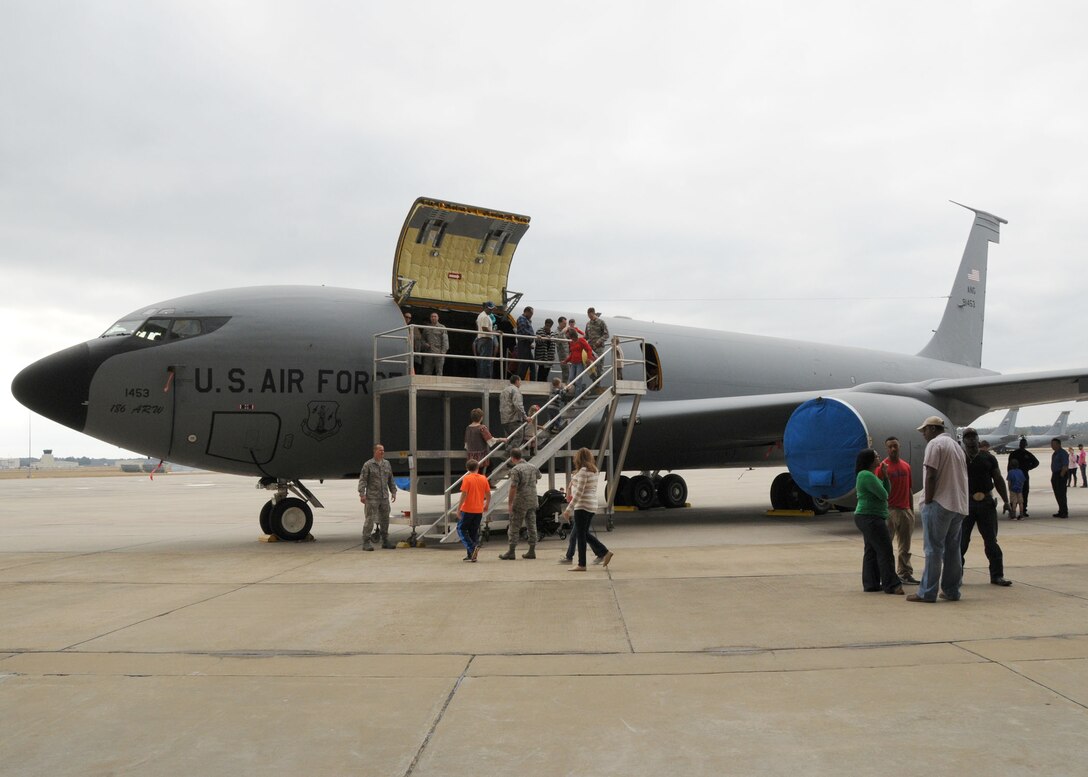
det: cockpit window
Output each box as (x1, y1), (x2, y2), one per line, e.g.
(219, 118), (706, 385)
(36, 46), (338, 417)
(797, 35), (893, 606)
(170, 319), (202, 339)
(101, 316), (232, 343)
(135, 318), (172, 341)
(101, 318), (145, 338)
(201, 317), (230, 334)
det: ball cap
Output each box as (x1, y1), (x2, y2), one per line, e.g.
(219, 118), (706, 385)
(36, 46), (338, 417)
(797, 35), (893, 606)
(916, 415), (946, 431)
(484, 301), (495, 310)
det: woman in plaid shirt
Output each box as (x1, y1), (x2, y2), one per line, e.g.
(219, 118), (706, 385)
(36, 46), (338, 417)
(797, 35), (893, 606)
(563, 447), (614, 571)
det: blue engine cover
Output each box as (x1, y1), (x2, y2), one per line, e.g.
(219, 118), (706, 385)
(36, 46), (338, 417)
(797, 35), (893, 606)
(784, 397), (869, 500)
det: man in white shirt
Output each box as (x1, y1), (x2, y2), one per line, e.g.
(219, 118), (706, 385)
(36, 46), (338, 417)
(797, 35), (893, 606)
(474, 301), (497, 379)
(907, 416), (969, 603)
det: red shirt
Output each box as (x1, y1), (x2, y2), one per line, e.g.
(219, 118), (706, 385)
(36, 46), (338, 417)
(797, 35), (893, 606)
(881, 458), (913, 509)
(566, 336), (594, 365)
(460, 472), (490, 513)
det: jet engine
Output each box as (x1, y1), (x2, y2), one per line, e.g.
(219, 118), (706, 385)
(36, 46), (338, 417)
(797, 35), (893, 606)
(783, 393), (948, 507)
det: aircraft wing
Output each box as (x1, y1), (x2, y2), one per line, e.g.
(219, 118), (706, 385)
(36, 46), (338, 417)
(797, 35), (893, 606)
(924, 369), (1088, 409)
(625, 369), (1088, 470)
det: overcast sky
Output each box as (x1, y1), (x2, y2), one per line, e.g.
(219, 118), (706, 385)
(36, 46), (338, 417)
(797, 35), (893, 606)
(2, 1), (1086, 458)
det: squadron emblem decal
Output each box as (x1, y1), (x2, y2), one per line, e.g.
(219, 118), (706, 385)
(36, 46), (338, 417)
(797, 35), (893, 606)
(302, 401), (342, 441)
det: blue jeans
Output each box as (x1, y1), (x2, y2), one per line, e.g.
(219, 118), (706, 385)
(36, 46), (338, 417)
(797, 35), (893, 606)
(918, 502), (964, 601)
(475, 338), (495, 379)
(568, 362), (585, 393)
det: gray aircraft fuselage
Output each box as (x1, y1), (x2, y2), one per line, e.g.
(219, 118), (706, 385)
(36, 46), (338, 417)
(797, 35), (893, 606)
(13, 284), (990, 480)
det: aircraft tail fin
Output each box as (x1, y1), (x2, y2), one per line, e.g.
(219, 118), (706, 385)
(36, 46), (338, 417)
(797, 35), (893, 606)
(995, 407), (1019, 436)
(917, 202), (1007, 368)
(1045, 410), (1071, 437)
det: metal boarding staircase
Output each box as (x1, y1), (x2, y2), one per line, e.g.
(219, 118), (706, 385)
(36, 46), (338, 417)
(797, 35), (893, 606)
(371, 326), (647, 545)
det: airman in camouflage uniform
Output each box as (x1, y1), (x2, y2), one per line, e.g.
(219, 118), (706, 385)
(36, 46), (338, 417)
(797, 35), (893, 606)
(420, 312), (449, 375)
(499, 448), (540, 559)
(358, 443), (397, 550)
(499, 375), (528, 448)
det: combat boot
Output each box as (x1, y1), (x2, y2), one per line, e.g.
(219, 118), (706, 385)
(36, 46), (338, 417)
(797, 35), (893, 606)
(362, 539), (374, 551)
(381, 533), (396, 549)
(522, 544), (536, 559)
(498, 543), (517, 560)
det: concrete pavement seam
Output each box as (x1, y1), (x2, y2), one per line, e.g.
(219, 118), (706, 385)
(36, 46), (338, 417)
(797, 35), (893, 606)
(604, 569), (635, 653)
(951, 642), (1088, 712)
(402, 654), (474, 777)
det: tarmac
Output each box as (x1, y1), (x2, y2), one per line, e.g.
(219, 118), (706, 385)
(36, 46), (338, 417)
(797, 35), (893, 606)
(1, 466), (1086, 776)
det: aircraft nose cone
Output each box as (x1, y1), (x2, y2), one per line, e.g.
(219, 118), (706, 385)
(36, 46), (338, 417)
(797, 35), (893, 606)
(11, 343), (93, 432)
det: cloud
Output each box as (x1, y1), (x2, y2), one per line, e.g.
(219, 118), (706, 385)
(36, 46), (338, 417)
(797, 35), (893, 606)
(3, 1), (1087, 455)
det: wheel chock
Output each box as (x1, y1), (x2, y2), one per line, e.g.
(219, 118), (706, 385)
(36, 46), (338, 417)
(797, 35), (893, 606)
(765, 509), (815, 517)
(396, 541), (410, 548)
(259, 534), (316, 543)
(614, 505), (638, 512)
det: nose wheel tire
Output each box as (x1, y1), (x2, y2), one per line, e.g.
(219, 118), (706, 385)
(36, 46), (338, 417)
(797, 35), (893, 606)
(269, 497), (313, 541)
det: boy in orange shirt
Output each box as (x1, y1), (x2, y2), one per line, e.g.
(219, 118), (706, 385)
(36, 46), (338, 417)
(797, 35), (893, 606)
(457, 459), (491, 562)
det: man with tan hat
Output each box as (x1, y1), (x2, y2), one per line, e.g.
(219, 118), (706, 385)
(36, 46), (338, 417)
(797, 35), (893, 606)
(907, 415), (969, 603)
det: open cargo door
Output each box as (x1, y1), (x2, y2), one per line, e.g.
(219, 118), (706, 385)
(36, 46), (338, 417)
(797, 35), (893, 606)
(392, 197), (530, 312)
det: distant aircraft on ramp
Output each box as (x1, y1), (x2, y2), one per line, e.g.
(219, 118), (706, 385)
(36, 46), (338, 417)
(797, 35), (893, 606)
(1014, 409), (1075, 449)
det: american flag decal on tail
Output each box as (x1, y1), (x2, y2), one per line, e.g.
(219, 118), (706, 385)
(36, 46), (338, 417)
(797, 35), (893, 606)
(967, 268), (980, 282)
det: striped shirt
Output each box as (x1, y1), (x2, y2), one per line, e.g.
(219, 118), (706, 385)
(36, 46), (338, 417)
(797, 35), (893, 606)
(568, 467), (598, 512)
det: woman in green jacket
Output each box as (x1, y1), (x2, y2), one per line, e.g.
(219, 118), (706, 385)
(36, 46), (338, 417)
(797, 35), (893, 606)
(854, 448), (904, 595)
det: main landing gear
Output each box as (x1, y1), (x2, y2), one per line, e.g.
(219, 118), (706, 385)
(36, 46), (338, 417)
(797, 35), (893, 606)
(614, 471), (688, 511)
(258, 478), (323, 541)
(769, 472), (830, 515)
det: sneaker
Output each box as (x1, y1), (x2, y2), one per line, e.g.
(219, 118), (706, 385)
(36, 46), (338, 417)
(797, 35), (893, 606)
(900, 575), (921, 585)
(568, 566), (586, 572)
(600, 551), (614, 567)
(471, 546), (480, 562)
(463, 555), (473, 562)
(558, 556), (573, 564)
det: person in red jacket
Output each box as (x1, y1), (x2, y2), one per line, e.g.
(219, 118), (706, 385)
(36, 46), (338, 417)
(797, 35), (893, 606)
(564, 328), (593, 394)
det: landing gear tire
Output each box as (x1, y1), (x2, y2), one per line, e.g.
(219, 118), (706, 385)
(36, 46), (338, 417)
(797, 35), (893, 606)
(769, 473), (816, 512)
(269, 497), (313, 541)
(259, 501), (273, 535)
(658, 474), (688, 508)
(615, 475), (633, 506)
(630, 475), (656, 510)
(811, 497), (832, 516)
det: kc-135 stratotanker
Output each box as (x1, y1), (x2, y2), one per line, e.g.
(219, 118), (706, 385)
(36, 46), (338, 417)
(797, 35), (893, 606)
(13, 198), (1088, 540)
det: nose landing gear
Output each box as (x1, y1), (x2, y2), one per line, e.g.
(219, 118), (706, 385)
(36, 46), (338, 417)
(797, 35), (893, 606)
(258, 478), (322, 541)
